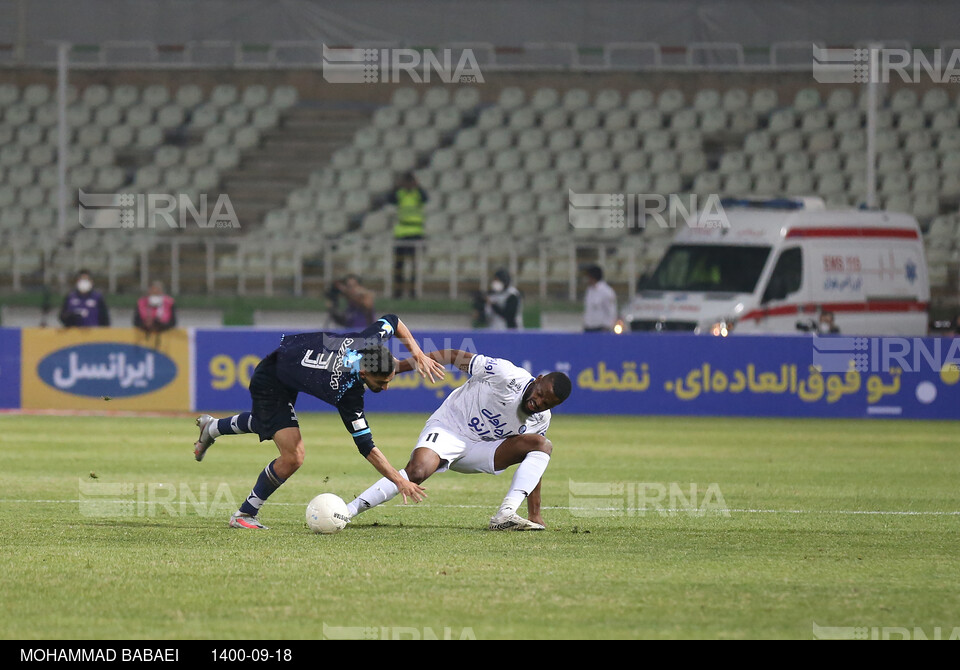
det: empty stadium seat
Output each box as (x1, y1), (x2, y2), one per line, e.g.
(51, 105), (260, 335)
(722, 88), (749, 112)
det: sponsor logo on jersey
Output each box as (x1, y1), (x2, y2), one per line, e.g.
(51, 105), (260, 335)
(467, 408), (520, 440)
(330, 338), (355, 390)
(301, 349), (335, 370)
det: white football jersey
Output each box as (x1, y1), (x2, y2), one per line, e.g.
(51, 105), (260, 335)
(427, 354), (551, 442)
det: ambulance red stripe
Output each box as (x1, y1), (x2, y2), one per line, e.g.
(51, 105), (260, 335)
(741, 300), (928, 322)
(785, 227), (920, 240)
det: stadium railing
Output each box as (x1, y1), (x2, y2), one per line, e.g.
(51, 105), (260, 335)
(2, 39), (941, 71)
(2, 235), (647, 302)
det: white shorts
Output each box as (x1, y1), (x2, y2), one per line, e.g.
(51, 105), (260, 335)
(414, 422), (507, 475)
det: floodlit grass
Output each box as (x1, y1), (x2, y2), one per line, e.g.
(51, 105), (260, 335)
(1, 413), (958, 639)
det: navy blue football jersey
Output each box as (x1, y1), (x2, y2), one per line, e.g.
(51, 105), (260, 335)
(273, 314), (398, 454)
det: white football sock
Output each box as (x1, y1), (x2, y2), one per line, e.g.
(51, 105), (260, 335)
(347, 469), (408, 518)
(500, 451), (551, 514)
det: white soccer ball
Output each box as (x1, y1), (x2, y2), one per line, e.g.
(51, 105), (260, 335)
(306, 493), (350, 534)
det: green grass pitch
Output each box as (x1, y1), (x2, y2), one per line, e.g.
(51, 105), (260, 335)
(1, 413), (958, 640)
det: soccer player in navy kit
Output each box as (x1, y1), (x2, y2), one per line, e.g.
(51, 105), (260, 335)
(193, 314), (445, 529)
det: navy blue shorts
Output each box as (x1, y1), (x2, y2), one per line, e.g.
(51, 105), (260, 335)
(249, 351), (300, 442)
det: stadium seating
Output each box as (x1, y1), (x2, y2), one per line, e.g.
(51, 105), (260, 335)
(0, 81), (291, 288)
(4, 76), (960, 299)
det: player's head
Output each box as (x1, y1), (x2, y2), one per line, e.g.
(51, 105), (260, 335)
(521, 371), (572, 414)
(358, 344), (397, 393)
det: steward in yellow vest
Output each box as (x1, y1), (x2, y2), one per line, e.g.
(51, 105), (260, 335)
(387, 172), (429, 298)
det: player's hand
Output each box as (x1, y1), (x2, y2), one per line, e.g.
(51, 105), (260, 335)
(412, 352), (445, 383)
(529, 514), (545, 528)
(397, 479), (427, 504)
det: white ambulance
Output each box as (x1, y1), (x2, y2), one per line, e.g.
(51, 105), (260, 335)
(623, 198), (930, 336)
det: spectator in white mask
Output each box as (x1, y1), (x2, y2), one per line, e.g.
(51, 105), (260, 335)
(59, 269), (110, 328)
(485, 268), (523, 330)
(134, 280), (177, 334)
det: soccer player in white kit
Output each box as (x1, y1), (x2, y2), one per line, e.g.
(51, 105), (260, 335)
(346, 349), (572, 530)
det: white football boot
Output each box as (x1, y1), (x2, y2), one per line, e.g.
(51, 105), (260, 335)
(488, 506), (545, 531)
(194, 414), (216, 462)
(229, 511), (269, 530)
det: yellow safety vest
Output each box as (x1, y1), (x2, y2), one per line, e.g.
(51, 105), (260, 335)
(394, 188), (425, 239)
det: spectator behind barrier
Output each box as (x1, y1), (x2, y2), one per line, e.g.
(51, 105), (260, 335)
(387, 171), (428, 299)
(485, 268), (524, 330)
(582, 264), (618, 333)
(59, 269), (110, 328)
(134, 280), (177, 334)
(327, 274), (375, 329)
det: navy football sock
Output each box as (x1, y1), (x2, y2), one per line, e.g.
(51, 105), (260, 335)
(239, 459), (286, 517)
(215, 412), (257, 437)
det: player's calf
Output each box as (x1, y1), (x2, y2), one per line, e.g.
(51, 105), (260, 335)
(275, 447), (305, 479)
(272, 427), (305, 479)
(346, 447), (441, 518)
(493, 434), (553, 526)
(233, 459), (288, 526)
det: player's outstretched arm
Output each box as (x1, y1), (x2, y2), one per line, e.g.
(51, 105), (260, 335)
(395, 318), (446, 382)
(364, 447), (427, 503)
(397, 349), (474, 375)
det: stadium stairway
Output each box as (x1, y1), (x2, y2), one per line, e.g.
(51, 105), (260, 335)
(161, 104), (372, 295)
(220, 105), (372, 231)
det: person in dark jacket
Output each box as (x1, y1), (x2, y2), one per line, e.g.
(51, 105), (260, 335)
(485, 268), (523, 330)
(59, 269), (110, 327)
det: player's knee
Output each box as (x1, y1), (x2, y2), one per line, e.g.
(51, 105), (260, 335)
(525, 434), (552, 456)
(405, 464), (429, 484)
(405, 448), (439, 483)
